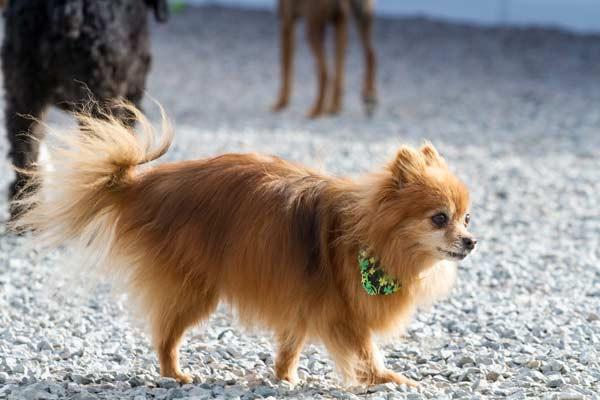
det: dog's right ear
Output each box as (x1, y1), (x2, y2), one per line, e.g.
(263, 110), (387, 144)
(389, 146), (426, 185)
(146, 0), (169, 23)
(420, 141), (447, 168)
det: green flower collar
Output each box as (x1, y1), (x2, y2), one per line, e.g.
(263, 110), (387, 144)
(358, 248), (401, 296)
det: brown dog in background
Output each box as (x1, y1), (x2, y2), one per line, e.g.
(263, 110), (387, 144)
(273, 0), (377, 118)
(13, 104), (476, 386)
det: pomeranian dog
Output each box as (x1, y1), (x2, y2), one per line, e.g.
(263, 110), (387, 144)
(12, 104), (476, 386)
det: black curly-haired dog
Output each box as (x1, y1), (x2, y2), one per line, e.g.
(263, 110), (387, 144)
(1, 0), (168, 218)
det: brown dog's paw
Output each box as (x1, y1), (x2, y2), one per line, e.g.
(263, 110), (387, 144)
(275, 369), (299, 385)
(326, 104), (341, 116)
(272, 99), (289, 112)
(386, 371), (418, 387)
(178, 373), (194, 384)
(363, 369), (418, 387)
(165, 371), (194, 384)
(306, 107), (324, 119)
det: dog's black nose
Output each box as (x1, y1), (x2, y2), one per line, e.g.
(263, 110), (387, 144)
(462, 237), (477, 251)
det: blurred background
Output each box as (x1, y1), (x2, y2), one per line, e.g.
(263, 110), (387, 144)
(191, 0), (600, 31)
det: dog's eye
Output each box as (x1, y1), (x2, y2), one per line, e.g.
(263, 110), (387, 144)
(465, 213), (471, 226)
(431, 213), (448, 228)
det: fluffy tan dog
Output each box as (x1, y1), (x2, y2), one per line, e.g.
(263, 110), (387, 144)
(13, 104), (476, 386)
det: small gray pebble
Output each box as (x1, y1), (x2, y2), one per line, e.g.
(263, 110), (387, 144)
(586, 313), (599, 322)
(457, 356), (476, 367)
(254, 385), (277, 397)
(556, 392), (584, 400)
(129, 376), (146, 387)
(188, 387), (213, 399)
(157, 377), (179, 389)
(547, 377), (565, 388)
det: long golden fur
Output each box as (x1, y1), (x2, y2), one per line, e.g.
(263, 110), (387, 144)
(12, 103), (475, 386)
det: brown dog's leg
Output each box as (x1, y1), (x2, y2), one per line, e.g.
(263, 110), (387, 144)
(323, 322), (417, 386)
(152, 290), (218, 383)
(328, 4), (348, 115)
(275, 329), (307, 383)
(305, 15), (328, 119)
(272, 4), (296, 112)
(355, 338), (417, 386)
(354, 1), (377, 117)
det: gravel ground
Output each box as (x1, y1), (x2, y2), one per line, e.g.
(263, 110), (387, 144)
(1, 5), (600, 400)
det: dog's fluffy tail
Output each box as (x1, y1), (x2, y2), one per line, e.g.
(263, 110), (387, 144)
(10, 102), (173, 253)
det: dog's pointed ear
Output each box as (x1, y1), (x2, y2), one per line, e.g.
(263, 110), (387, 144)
(390, 146), (426, 184)
(420, 141), (446, 168)
(146, 0), (169, 23)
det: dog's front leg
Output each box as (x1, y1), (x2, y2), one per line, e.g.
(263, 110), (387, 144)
(323, 322), (417, 386)
(355, 338), (417, 386)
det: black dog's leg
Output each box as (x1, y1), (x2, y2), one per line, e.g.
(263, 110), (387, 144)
(5, 95), (48, 219)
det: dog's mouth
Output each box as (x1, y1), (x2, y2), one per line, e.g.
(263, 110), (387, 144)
(436, 247), (468, 260)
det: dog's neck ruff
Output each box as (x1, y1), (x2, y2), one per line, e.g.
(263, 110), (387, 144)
(358, 248), (401, 296)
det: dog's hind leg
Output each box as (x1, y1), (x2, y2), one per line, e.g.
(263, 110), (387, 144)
(328, 3), (349, 115)
(272, 4), (296, 112)
(121, 46), (152, 125)
(5, 94), (48, 218)
(150, 286), (218, 383)
(352, 0), (377, 117)
(305, 14), (328, 119)
(275, 328), (307, 384)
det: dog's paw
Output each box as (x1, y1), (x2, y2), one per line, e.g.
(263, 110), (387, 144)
(363, 96), (378, 118)
(170, 372), (194, 384)
(179, 373), (194, 384)
(364, 369), (418, 387)
(272, 99), (288, 112)
(386, 371), (418, 387)
(327, 104), (341, 115)
(306, 107), (324, 119)
(275, 370), (299, 385)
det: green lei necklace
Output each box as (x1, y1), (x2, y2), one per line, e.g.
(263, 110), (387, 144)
(358, 248), (401, 296)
